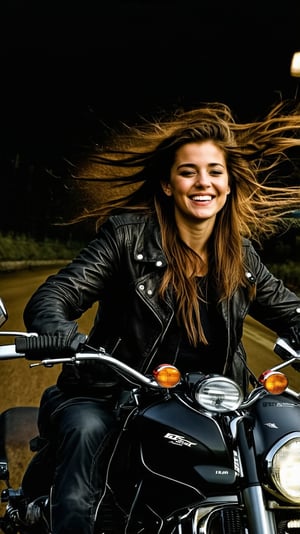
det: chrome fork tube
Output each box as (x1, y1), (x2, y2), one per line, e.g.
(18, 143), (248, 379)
(243, 485), (276, 534)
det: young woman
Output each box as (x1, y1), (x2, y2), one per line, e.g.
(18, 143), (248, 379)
(23, 101), (300, 533)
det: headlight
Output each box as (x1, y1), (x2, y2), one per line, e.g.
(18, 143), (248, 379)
(194, 376), (243, 413)
(266, 433), (300, 503)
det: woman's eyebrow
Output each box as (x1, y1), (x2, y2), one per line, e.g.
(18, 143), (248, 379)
(177, 162), (225, 169)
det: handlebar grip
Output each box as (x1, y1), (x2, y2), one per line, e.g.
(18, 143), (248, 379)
(15, 334), (75, 360)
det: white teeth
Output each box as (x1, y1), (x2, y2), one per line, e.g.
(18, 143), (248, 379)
(191, 195), (212, 201)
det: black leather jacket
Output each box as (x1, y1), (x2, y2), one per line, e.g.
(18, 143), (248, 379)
(24, 212), (300, 396)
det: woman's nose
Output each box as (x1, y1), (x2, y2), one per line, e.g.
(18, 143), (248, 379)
(195, 172), (210, 186)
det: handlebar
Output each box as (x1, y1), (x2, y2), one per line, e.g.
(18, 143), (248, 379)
(35, 353), (160, 388)
(0, 332), (299, 389)
(0, 344), (25, 360)
(0, 335), (160, 388)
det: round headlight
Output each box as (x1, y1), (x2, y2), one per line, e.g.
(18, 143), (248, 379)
(266, 433), (300, 503)
(194, 376), (243, 413)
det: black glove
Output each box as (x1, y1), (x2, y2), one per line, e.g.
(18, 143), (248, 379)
(16, 332), (87, 360)
(68, 333), (88, 353)
(288, 325), (300, 350)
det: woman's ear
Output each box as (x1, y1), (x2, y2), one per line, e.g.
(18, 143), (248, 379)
(160, 181), (172, 196)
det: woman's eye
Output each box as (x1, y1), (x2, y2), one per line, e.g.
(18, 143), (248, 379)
(210, 170), (223, 176)
(181, 170), (196, 177)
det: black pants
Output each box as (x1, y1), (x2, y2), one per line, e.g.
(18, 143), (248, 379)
(29, 385), (119, 534)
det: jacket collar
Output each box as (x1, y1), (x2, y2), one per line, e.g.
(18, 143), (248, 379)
(133, 215), (167, 266)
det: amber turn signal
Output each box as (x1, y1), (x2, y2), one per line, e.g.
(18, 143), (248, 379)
(258, 370), (289, 395)
(152, 364), (181, 388)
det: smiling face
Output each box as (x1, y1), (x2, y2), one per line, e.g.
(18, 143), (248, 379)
(161, 140), (231, 233)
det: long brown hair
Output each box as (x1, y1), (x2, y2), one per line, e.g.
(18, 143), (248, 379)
(70, 101), (300, 345)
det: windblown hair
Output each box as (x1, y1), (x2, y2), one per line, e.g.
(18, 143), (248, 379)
(72, 100), (300, 345)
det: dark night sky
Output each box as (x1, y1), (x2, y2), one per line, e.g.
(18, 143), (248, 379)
(0, 0), (299, 237)
(1, 0), (300, 161)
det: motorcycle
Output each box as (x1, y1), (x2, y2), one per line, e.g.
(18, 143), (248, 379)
(0, 296), (300, 534)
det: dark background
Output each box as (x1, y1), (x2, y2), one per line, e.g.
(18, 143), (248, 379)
(1, 0), (300, 239)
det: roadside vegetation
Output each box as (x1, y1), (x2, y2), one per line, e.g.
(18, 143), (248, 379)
(0, 232), (83, 261)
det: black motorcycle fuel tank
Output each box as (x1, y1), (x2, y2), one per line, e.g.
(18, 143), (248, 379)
(252, 393), (300, 457)
(133, 395), (236, 492)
